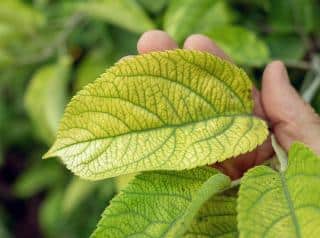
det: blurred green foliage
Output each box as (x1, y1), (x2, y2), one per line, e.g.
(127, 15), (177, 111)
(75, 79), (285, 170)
(0, 0), (319, 237)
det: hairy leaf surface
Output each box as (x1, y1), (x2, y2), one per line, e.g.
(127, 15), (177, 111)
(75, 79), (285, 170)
(206, 26), (270, 66)
(238, 143), (320, 238)
(164, 0), (234, 42)
(185, 195), (238, 238)
(77, 0), (155, 33)
(91, 167), (230, 238)
(44, 49), (268, 180)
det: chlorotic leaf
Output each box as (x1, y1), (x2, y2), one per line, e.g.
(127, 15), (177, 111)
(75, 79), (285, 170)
(238, 143), (320, 238)
(91, 167), (231, 238)
(44, 49), (268, 180)
(184, 195), (238, 238)
(77, 0), (155, 33)
(205, 26), (270, 66)
(164, 0), (235, 42)
(25, 56), (71, 145)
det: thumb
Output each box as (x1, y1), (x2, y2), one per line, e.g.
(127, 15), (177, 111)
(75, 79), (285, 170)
(262, 61), (320, 154)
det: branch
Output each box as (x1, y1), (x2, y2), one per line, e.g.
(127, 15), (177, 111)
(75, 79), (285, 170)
(302, 55), (320, 103)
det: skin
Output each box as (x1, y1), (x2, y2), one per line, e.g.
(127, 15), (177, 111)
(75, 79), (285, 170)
(134, 30), (320, 179)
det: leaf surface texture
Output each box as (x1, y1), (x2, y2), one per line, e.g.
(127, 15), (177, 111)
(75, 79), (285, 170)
(45, 50), (268, 180)
(238, 143), (320, 238)
(91, 167), (230, 237)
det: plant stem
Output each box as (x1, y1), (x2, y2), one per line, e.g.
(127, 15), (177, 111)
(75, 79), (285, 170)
(302, 55), (320, 103)
(230, 178), (241, 187)
(271, 134), (288, 172)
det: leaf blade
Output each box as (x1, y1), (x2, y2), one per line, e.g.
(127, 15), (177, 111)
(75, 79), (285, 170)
(45, 50), (268, 180)
(184, 195), (238, 238)
(77, 0), (155, 33)
(91, 167), (231, 238)
(238, 143), (320, 238)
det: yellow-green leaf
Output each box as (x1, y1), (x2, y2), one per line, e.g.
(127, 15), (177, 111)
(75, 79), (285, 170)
(91, 167), (231, 238)
(238, 143), (320, 238)
(44, 49), (268, 180)
(205, 26), (270, 66)
(77, 0), (155, 33)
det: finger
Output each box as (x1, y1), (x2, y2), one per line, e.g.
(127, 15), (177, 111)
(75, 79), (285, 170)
(137, 30), (178, 54)
(262, 60), (320, 153)
(183, 34), (231, 61)
(183, 34), (273, 178)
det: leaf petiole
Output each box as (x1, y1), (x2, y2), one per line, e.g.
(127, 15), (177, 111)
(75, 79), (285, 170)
(271, 134), (288, 172)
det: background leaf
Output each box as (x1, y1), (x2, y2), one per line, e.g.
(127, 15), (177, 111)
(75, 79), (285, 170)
(269, 0), (316, 34)
(0, 0), (45, 34)
(13, 159), (65, 198)
(238, 143), (320, 238)
(77, 0), (155, 33)
(45, 50), (268, 180)
(137, 0), (168, 13)
(164, 0), (235, 42)
(74, 47), (113, 92)
(24, 56), (71, 145)
(91, 167), (230, 238)
(205, 26), (270, 66)
(266, 34), (307, 63)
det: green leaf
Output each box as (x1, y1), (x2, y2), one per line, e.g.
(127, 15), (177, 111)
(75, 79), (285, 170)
(44, 50), (268, 180)
(75, 47), (114, 92)
(115, 173), (137, 192)
(13, 159), (65, 198)
(0, 207), (11, 238)
(63, 177), (100, 216)
(205, 26), (270, 66)
(39, 188), (64, 237)
(238, 143), (320, 238)
(91, 167), (231, 238)
(138, 0), (168, 13)
(0, 0), (45, 34)
(25, 56), (71, 145)
(184, 195), (238, 238)
(269, 0), (316, 33)
(266, 34), (306, 62)
(77, 0), (155, 33)
(164, 0), (235, 42)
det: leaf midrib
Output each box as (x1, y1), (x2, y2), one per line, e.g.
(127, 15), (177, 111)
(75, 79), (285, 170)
(279, 172), (301, 238)
(52, 113), (254, 152)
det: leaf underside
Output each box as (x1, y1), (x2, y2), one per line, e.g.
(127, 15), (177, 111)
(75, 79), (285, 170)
(91, 167), (232, 238)
(238, 143), (320, 238)
(44, 49), (268, 180)
(185, 195), (238, 238)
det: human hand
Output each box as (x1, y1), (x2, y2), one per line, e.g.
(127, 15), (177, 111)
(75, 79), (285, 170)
(136, 30), (320, 179)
